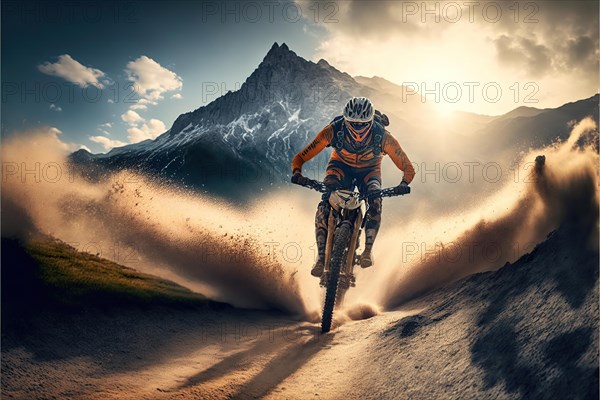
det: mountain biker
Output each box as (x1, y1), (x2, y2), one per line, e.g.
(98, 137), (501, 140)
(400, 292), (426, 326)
(291, 97), (415, 277)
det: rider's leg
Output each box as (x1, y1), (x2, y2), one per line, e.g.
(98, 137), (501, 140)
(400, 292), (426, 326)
(311, 198), (330, 276)
(361, 196), (382, 267)
(360, 170), (382, 268)
(311, 162), (349, 277)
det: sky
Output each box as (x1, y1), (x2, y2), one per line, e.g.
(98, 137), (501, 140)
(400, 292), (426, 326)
(2, 0), (598, 153)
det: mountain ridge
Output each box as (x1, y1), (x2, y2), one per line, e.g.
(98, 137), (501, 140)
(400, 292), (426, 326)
(70, 43), (599, 199)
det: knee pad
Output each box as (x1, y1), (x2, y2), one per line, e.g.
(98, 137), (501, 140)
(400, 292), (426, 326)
(366, 180), (381, 193)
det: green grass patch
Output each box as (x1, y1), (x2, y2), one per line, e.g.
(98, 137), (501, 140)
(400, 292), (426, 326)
(3, 236), (224, 310)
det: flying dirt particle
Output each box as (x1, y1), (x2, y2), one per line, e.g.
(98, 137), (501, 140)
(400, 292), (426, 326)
(0, 128), (313, 315)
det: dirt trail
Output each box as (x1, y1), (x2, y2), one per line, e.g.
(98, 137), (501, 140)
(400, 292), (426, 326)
(3, 219), (597, 400)
(1, 307), (419, 400)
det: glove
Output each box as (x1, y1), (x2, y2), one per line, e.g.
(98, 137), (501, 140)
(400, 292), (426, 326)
(291, 173), (309, 186)
(394, 181), (411, 195)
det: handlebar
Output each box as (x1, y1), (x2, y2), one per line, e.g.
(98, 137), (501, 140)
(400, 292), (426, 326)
(363, 187), (409, 200)
(302, 178), (329, 193)
(294, 177), (410, 198)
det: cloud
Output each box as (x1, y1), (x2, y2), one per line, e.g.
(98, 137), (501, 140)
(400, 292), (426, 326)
(78, 144), (92, 152)
(488, 0), (599, 79)
(171, 93), (183, 99)
(138, 98), (158, 105)
(49, 103), (62, 112)
(90, 135), (128, 151)
(297, 0), (426, 38)
(304, 0), (598, 113)
(127, 118), (166, 143)
(494, 35), (552, 77)
(27, 126), (89, 153)
(127, 97), (157, 111)
(92, 112), (165, 149)
(38, 54), (106, 88)
(125, 56), (183, 101)
(121, 110), (144, 125)
(120, 107), (166, 144)
(97, 122), (112, 136)
(566, 36), (596, 67)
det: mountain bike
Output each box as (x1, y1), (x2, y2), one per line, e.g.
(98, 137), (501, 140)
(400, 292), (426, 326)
(296, 177), (410, 333)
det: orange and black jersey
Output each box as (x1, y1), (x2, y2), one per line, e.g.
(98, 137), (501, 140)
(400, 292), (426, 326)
(291, 123), (415, 184)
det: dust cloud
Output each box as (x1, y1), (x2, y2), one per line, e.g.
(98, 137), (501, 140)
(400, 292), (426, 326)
(2, 118), (597, 316)
(1, 128), (318, 315)
(377, 118), (599, 309)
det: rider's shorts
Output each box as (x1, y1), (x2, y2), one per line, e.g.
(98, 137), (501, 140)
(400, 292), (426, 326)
(324, 159), (381, 193)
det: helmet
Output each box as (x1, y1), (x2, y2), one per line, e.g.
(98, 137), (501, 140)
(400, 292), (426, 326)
(343, 97), (374, 143)
(343, 97), (374, 123)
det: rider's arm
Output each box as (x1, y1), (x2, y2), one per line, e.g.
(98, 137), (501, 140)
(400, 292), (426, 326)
(382, 131), (415, 184)
(291, 125), (334, 174)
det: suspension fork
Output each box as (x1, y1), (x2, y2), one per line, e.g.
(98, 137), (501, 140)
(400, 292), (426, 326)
(343, 210), (363, 276)
(323, 211), (337, 274)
